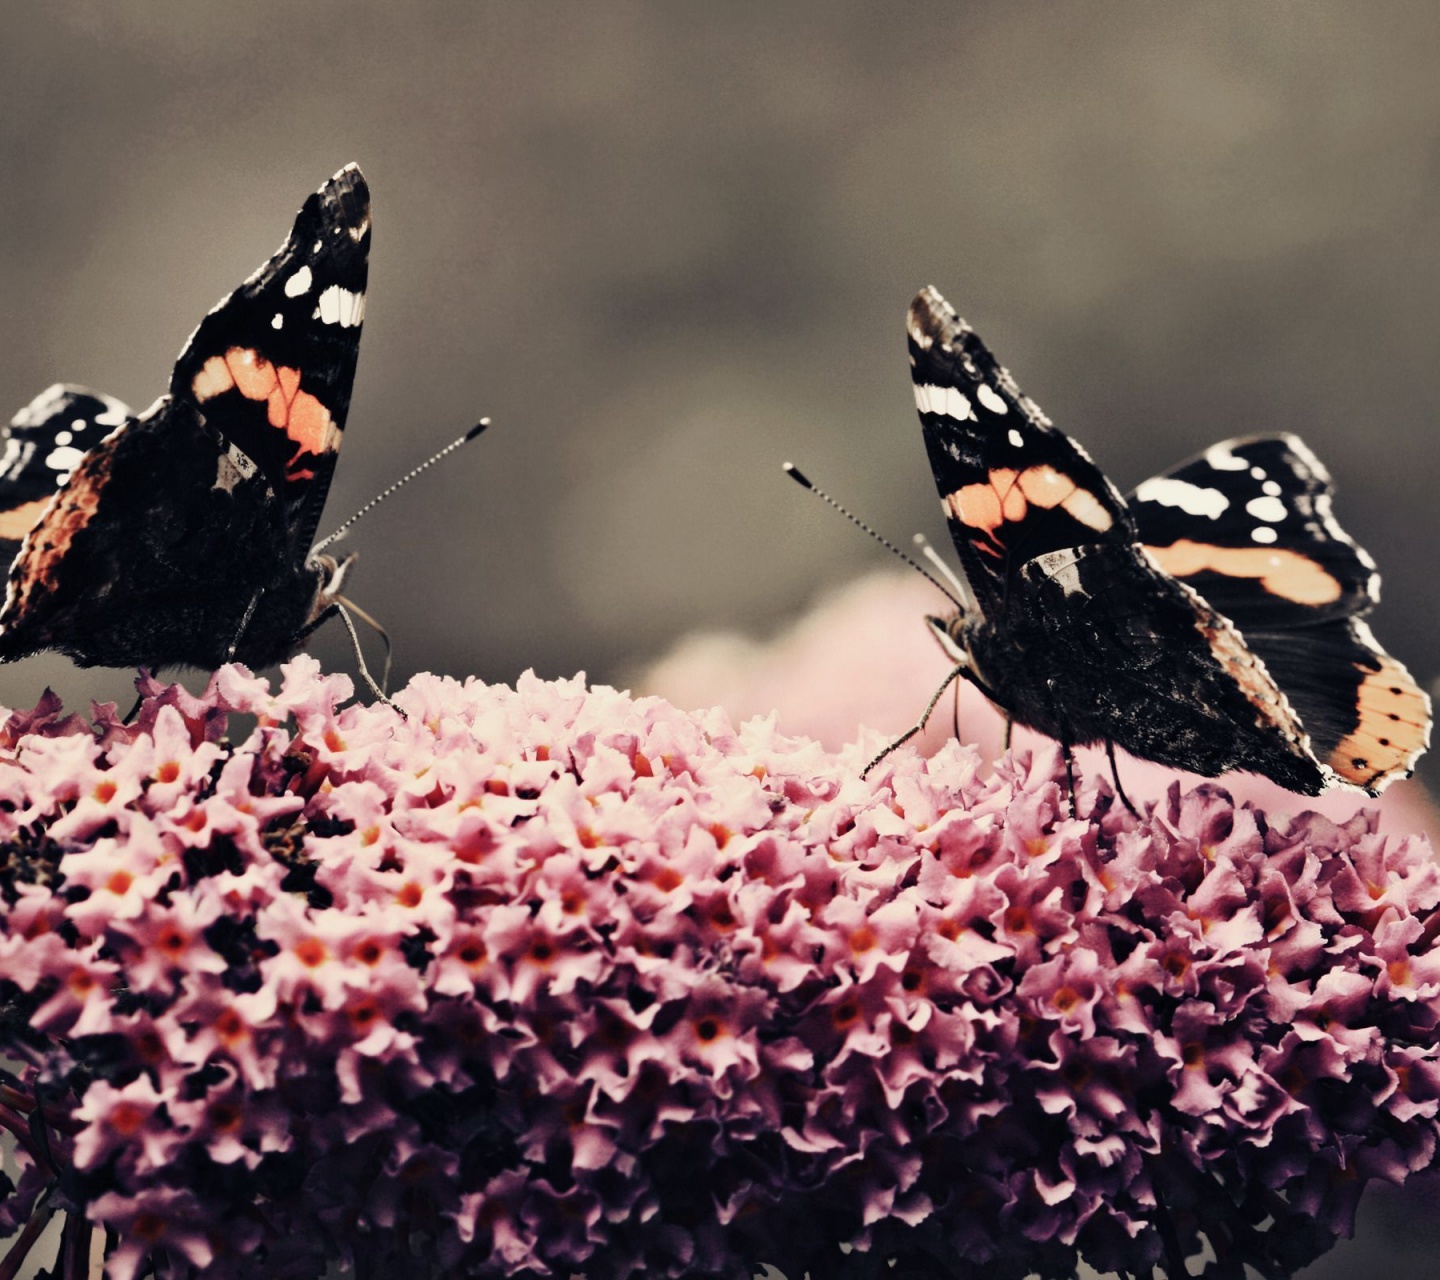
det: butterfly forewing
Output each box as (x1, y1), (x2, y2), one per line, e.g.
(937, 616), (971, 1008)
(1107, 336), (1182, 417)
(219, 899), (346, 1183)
(1132, 435), (1376, 629)
(907, 287), (1132, 616)
(172, 164), (369, 555)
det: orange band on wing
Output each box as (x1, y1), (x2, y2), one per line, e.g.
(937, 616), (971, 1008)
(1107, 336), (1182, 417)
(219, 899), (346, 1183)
(1142, 540), (1342, 607)
(1326, 654), (1430, 791)
(945, 464), (1113, 553)
(0, 497), (55, 541)
(191, 346), (339, 478)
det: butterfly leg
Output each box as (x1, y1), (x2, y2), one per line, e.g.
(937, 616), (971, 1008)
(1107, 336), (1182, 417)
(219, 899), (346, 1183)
(1003, 717), (1013, 751)
(1104, 739), (1139, 817)
(334, 602), (406, 716)
(225, 589), (265, 663)
(292, 595), (393, 693)
(1061, 741), (1078, 818)
(334, 595), (393, 694)
(862, 664), (965, 779)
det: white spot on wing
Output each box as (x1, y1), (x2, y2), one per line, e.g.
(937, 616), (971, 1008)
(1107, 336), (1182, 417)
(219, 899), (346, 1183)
(71, 418), (87, 432)
(1203, 443), (1249, 471)
(1262, 480), (1281, 496)
(0, 439), (26, 478)
(272, 313), (284, 330)
(1007, 428), (1024, 449)
(45, 445), (86, 472)
(1251, 526), (1278, 544)
(1250, 466), (1267, 480)
(1134, 476), (1229, 518)
(977, 384), (1008, 415)
(1245, 495), (1287, 523)
(54, 431), (71, 446)
(315, 285), (365, 327)
(913, 384), (973, 420)
(284, 266), (313, 297)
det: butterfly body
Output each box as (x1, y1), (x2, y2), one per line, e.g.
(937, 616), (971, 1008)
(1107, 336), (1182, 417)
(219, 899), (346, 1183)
(908, 286), (1429, 796)
(0, 166), (369, 672)
(928, 551), (1330, 795)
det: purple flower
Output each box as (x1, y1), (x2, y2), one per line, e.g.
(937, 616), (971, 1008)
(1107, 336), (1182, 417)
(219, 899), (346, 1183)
(0, 657), (1435, 1279)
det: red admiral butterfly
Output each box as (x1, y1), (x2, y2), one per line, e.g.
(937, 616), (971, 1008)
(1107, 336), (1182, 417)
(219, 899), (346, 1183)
(906, 285), (1430, 799)
(0, 165), (370, 672)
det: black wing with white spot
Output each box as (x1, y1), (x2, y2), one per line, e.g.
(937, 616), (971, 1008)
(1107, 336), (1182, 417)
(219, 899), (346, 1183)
(0, 385), (132, 570)
(907, 286), (1134, 617)
(171, 163), (369, 555)
(1131, 434), (1429, 794)
(1131, 434), (1376, 630)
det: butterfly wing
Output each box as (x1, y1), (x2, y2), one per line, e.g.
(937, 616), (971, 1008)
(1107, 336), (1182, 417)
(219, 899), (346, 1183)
(0, 167), (370, 670)
(906, 286), (1133, 618)
(172, 163), (369, 554)
(1132, 435), (1375, 628)
(0, 385), (132, 569)
(1131, 435), (1430, 792)
(1009, 542), (1333, 794)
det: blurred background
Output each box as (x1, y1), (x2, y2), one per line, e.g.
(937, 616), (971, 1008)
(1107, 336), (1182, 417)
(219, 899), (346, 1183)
(2, 4), (1440, 1272)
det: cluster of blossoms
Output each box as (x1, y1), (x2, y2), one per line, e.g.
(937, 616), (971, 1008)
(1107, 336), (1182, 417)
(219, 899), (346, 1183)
(0, 660), (1438, 1280)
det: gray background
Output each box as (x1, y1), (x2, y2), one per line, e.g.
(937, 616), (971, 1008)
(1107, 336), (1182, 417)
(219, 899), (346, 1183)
(2, 4), (1439, 1274)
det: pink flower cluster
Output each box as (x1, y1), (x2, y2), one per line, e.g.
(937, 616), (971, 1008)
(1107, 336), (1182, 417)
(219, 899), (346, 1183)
(0, 660), (1438, 1280)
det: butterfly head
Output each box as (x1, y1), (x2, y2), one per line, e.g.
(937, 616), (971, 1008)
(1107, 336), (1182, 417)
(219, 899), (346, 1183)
(309, 551), (357, 619)
(924, 612), (974, 672)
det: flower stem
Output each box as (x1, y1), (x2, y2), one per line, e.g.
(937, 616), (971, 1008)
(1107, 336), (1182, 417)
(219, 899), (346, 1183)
(0, 1102), (49, 1169)
(0, 1201), (56, 1280)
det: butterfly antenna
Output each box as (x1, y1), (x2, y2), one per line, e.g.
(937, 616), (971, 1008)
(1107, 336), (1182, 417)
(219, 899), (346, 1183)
(783, 463), (964, 609)
(313, 419), (491, 554)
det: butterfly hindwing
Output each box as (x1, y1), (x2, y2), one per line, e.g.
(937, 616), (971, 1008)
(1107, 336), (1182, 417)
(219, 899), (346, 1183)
(0, 396), (298, 668)
(1235, 616), (1430, 793)
(906, 286), (1132, 616)
(0, 385), (132, 568)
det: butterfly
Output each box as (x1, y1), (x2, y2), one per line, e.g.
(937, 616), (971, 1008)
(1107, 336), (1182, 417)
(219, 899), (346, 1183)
(0, 164), (370, 673)
(906, 285), (1430, 801)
